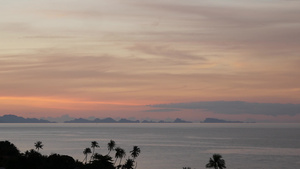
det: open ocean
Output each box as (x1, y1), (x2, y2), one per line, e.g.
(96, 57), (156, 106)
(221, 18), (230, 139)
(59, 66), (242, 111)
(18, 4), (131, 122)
(0, 123), (299, 169)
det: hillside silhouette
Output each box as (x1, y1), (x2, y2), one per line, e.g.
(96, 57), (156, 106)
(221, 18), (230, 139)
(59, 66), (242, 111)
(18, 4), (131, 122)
(0, 140), (140, 169)
(0, 115), (53, 123)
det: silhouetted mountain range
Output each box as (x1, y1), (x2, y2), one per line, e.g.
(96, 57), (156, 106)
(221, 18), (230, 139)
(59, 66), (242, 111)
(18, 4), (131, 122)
(63, 117), (191, 123)
(174, 118), (192, 123)
(203, 118), (243, 123)
(0, 114), (246, 123)
(140, 118), (192, 123)
(64, 117), (140, 123)
(0, 115), (53, 123)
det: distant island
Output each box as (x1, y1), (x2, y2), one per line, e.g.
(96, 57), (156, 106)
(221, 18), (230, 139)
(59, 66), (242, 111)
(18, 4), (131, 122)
(0, 114), (247, 123)
(0, 115), (53, 123)
(65, 117), (140, 123)
(0, 115), (192, 123)
(203, 118), (243, 123)
(65, 117), (192, 123)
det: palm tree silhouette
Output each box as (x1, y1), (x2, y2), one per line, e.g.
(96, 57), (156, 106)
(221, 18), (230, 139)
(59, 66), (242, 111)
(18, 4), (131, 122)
(90, 141), (99, 162)
(118, 148), (126, 166)
(83, 147), (92, 164)
(123, 159), (135, 169)
(130, 146), (141, 169)
(114, 147), (126, 166)
(34, 141), (43, 152)
(206, 154), (226, 169)
(130, 146), (140, 159)
(107, 140), (116, 155)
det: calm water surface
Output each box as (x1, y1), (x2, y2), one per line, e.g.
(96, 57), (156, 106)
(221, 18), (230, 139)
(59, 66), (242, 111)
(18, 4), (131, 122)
(0, 123), (299, 169)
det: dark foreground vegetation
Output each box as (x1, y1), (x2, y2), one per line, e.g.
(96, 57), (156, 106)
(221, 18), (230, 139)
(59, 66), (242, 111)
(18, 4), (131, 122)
(0, 140), (140, 169)
(183, 153), (226, 169)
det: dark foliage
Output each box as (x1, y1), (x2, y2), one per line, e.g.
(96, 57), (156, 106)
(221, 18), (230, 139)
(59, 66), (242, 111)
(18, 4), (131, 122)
(0, 141), (20, 168)
(206, 154), (226, 169)
(89, 154), (115, 169)
(46, 154), (76, 169)
(123, 159), (135, 169)
(0, 140), (20, 156)
(0, 140), (141, 169)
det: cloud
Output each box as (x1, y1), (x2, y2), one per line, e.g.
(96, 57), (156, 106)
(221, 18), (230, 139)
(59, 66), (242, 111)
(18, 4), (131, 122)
(0, 54), (152, 97)
(1, 51), (299, 105)
(0, 22), (33, 33)
(128, 44), (206, 62)
(128, 0), (300, 45)
(143, 108), (180, 112)
(1, 0), (300, 116)
(149, 101), (300, 116)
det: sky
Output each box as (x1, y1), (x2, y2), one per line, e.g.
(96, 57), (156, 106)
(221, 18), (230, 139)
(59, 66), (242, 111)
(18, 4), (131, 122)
(1, 0), (300, 122)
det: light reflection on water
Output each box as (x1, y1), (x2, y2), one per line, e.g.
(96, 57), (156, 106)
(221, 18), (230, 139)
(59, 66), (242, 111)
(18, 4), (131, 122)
(0, 123), (299, 169)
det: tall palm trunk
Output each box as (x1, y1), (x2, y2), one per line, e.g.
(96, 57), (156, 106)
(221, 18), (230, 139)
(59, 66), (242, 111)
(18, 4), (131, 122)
(83, 154), (88, 164)
(119, 157), (123, 165)
(90, 148), (95, 162)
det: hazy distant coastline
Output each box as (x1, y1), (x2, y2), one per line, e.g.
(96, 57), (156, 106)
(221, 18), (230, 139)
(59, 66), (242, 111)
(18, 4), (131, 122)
(0, 114), (53, 123)
(0, 114), (246, 123)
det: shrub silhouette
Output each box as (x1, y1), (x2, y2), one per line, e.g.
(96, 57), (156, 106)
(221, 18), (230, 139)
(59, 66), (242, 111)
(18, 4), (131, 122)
(0, 140), (20, 157)
(0, 141), (20, 169)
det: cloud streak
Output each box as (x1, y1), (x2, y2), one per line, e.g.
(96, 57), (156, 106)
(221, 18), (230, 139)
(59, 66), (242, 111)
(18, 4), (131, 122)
(150, 101), (300, 116)
(143, 108), (180, 113)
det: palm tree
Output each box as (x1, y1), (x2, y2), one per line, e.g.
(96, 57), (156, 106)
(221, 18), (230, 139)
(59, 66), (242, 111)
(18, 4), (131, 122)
(123, 159), (135, 169)
(118, 148), (126, 166)
(107, 140), (116, 155)
(130, 146), (141, 169)
(130, 146), (140, 159)
(206, 154), (226, 169)
(114, 147), (126, 165)
(83, 147), (92, 164)
(34, 141), (43, 152)
(90, 141), (100, 162)
(114, 147), (121, 164)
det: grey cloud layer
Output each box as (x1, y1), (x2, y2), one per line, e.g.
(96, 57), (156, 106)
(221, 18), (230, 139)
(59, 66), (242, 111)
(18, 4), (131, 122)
(150, 101), (300, 116)
(2, 0), (300, 44)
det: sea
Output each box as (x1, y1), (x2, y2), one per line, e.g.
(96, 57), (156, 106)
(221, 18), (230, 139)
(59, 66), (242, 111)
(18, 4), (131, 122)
(0, 123), (299, 169)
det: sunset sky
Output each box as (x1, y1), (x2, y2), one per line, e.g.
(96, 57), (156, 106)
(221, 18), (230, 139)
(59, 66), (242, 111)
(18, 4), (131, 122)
(1, 0), (300, 122)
